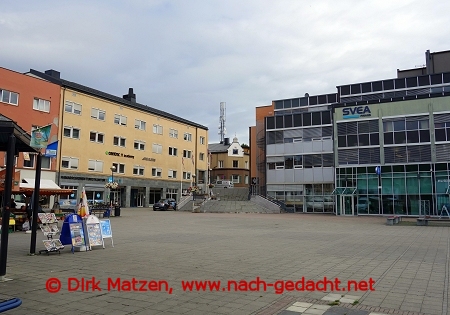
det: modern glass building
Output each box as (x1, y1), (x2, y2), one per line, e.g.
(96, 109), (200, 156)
(333, 72), (450, 216)
(265, 93), (337, 212)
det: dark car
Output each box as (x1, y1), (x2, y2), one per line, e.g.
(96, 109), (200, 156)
(153, 199), (177, 211)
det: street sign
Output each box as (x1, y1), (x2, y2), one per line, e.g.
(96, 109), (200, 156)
(108, 176), (113, 183)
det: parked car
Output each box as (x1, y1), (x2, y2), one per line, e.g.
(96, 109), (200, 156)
(153, 199), (177, 211)
(213, 180), (234, 189)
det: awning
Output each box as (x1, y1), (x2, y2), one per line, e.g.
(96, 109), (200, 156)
(20, 178), (75, 196)
(332, 187), (357, 195)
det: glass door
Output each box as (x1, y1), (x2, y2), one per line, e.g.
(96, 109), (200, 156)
(340, 195), (355, 215)
(137, 192), (144, 207)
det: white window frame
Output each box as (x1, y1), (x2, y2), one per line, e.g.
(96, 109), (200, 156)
(0, 89), (19, 105)
(61, 156), (79, 170)
(183, 150), (192, 158)
(135, 119), (146, 130)
(88, 159), (103, 172)
(112, 162), (125, 174)
(199, 153), (204, 161)
(134, 140), (145, 151)
(65, 101), (82, 115)
(231, 174), (240, 183)
(113, 136), (126, 147)
(33, 98), (50, 113)
(64, 126), (80, 139)
(183, 172), (191, 180)
(153, 124), (163, 135)
(90, 131), (104, 144)
(114, 114), (127, 126)
(169, 128), (178, 138)
(133, 165), (145, 176)
(152, 143), (162, 154)
(23, 153), (36, 168)
(168, 169), (177, 179)
(184, 133), (192, 141)
(233, 160), (238, 168)
(151, 167), (161, 177)
(169, 147), (178, 156)
(218, 160), (224, 168)
(200, 136), (205, 145)
(91, 108), (105, 121)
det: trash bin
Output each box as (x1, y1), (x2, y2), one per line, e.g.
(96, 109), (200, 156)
(114, 206), (121, 217)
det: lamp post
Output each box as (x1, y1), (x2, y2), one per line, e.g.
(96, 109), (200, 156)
(110, 166), (116, 206)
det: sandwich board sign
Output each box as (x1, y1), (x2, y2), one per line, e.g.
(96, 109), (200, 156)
(100, 219), (114, 247)
(86, 215), (104, 250)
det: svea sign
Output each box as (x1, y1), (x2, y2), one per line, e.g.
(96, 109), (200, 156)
(342, 106), (371, 119)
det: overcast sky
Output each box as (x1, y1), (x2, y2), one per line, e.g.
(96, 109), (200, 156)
(2, 0), (449, 144)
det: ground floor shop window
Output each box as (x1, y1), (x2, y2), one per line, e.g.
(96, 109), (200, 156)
(86, 190), (104, 205)
(166, 188), (178, 199)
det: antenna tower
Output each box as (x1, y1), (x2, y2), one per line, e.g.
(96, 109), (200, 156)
(218, 102), (227, 143)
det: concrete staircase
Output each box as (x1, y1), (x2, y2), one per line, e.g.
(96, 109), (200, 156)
(178, 188), (280, 213)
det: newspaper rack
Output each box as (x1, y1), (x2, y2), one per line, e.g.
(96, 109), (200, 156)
(38, 213), (64, 255)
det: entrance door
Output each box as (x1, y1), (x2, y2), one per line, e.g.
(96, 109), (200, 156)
(340, 195), (355, 215)
(137, 192), (144, 207)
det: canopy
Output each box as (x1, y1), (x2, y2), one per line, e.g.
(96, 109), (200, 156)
(20, 178), (74, 196)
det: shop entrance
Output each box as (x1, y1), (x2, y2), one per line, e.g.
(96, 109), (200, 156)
(339, 195), (355, 216)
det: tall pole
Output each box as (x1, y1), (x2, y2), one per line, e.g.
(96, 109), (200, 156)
(30, 153), (42, 255)
(0, 134), (16, 278)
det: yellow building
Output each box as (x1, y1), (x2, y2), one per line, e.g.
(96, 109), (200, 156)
(30, 69), (208, 208)
(208, 137), (250, 187)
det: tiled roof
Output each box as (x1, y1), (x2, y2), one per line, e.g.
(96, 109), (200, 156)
(208, 143), (229, 153)
(29, 69), (208, 130)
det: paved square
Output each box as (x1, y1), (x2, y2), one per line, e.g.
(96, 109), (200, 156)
(0, 210), (449, 315)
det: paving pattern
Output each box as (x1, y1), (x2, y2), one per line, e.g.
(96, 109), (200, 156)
(0, 210), (448, 315)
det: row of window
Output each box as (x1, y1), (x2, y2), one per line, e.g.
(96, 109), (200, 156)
(4, 154), (52, 169)
(274, 94), (338, 110)
(339, 73), (450, 96)
(267, 111), (332, 130)
(65, 101), (206, 144)
(267, 154), (334, 169)
(1, 88), (51, 112)
(64, 157), (192, 179)
(267, 127), (333, 145)
(215, 160), (249, 168)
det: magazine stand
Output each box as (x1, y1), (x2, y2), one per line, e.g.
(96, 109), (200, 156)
(38, 213), (65, 255)
(60, 214), (88, 253)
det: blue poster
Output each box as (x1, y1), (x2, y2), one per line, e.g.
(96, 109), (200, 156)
(100, 219), (112, 238)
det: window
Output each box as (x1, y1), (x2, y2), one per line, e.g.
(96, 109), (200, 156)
(134, 141), (145, 151)
(114, 114), (127, 126)
(245, 175), (249, 185)
(61, 157), (79, 170)
(232, 149), (239, 154)
(91, 108), (105, 121)
(169, 147), (178, 156)
(90, 132), (104, 144)
(152, 144), (162, 154)
(4, 154), (18, 167)
(151, 167), (161, 177)
(169, 128), (178, 138)
(200, 136), (205, 144)
(113, 136), (126, 147)
(183, 172), (191, 180)
(153, 124), (163, 134)
(112, 162), (125, 174)
(233, 160), (238, 168)
(0, 89), (19, 105)
(219, 160), (224, 168)
(41, 156), (51, 169)
(231, 175), (240, 183)
(183, 150), (192, 158)
(199, 153), (204, 161)
(135, 119), (146, 130)
(168, 170), (177, 179)
(134, 166), (145, 176)
(184, 133), (192, 141)
(245, 161), (248, 169)
(33, 98), (50, 112)
(88, 159), (103, 172)
(23, 153), (36, 168)
(65, 101), (82, 115)
(64, 126), (80, 139)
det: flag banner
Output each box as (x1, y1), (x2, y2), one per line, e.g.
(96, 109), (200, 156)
(30, 124), (52, 149)
(44, 141), (58, 157)
(78, 187), (90, 218)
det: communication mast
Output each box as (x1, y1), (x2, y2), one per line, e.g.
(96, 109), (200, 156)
(218, 102), (227, 143)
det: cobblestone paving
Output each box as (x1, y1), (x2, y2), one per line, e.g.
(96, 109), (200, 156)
(0, 210), (448, 315)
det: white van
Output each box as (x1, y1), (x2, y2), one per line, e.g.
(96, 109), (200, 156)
(214, 180), (234, 189)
